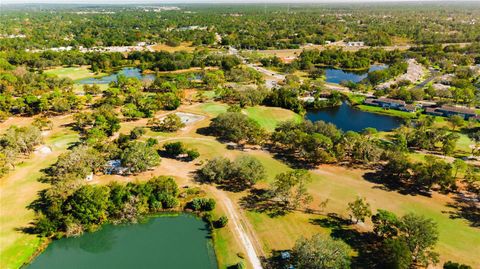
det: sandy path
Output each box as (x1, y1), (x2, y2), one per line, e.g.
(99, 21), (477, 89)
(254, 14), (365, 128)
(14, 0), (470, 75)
(209, 187), (264, 269)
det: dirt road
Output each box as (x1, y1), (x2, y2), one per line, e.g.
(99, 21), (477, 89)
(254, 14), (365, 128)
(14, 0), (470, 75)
(210, 187), (264, 269)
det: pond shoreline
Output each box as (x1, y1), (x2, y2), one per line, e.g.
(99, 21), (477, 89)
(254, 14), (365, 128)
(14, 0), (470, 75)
(306, 102), (404, 132)
(23, 212), (219, 269)
(354, 104), (418, 120)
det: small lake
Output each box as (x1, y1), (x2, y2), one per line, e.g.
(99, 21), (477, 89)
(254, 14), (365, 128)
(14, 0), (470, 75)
(77, 67), (156, 84)
(306, 102), (403, 132)
(27, 214), (218, 269)
(324, 64), (387, 84)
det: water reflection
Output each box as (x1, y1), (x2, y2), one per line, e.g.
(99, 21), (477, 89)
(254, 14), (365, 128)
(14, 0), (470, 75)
(306, 102), (403, 132)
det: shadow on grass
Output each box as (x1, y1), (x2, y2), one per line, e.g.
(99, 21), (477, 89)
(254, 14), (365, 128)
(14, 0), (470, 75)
(363, 171), (432, 197)
(238, 188), (289, 217)
(193, 170), (254, 193)
(310, 213), (384, 268)
(444, 193), (480, 227)
(262, 249), (294, 269)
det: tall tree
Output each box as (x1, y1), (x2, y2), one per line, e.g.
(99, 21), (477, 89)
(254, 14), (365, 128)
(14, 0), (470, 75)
(347, 196), (372, 224)
(293, 234), (351, 269)
(270, 169), (312, 210)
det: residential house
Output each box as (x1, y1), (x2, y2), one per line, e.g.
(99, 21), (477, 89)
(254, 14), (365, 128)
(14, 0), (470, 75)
(363, 98), (417, 112)
(426, 105), (477, 119)
(374, 98), (406, 109)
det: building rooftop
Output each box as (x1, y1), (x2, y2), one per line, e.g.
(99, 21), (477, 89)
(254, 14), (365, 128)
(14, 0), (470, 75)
(376, 98), (406, 105)
(438, 105), (476, 115)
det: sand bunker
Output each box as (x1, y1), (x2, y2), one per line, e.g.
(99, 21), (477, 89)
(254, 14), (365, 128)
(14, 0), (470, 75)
(175, 112), (205, 125)
(35, 145), (52, 155)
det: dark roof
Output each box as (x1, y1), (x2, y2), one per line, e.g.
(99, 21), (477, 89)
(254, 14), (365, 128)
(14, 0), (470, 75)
(425, 107), (444, 115)
(364, 99), (378, 105)
(376, 98), (406, 105)
(438, 105), (476, 115)
(471, 115), (480, 120)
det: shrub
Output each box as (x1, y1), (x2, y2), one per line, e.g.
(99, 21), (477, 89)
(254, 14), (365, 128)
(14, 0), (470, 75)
(214, 216), (228, 228)
(164, 141), (185, 157)
(188, 198), (216, 211)
(186, 149), (200, 161)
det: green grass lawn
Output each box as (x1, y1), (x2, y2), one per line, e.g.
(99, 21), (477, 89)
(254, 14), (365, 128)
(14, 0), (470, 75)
(0, 131), (78, 269)
(455, 133), (473, 155)
(239, 153), (480, 267)
(345, 93), (366, 105)
(243, 106), (302, 132)
(44, 66), (106, 81)
(197, 103), (229, 117)
(356, 105), (418, 119)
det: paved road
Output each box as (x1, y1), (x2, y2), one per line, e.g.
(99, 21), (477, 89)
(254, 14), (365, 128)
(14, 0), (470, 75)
(411, 69), (440, 91)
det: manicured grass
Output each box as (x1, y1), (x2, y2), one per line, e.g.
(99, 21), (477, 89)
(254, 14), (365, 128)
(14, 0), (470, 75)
(356, 105), (418, 119)
(243, 106), (302, 132)
(346, 94), (366, 105)
(455, 133), (473, 155)
(44, 66), (106, 81)
(212, 201), (245, 268)
(197, 103), (229, 117)
(239, 154), (480, 267)
(0, 131), (78, 269)
(245, 211), (331, 253)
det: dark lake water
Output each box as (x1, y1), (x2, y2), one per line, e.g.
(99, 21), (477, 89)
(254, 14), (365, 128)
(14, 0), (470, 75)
(77, 67), (156, 84)
(324, 64), (387, 84)
(306, 102), (403, 132)
(27, 214), (218, 269)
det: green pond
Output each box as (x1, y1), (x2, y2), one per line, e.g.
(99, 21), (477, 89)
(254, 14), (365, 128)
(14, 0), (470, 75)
(27, 214), (218, 269)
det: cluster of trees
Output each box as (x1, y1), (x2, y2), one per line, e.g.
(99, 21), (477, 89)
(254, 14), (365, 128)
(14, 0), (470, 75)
(1, 47), (240, 74)
(292, 234), (351, 269)
(3, 4), (479, 51)
(197, 156), (265, 191)
(209, 112), (266, 145)
(366, 61), (408, 85)
(268, 169), (313, 211)
(372, 210), (440, 268)
(296, 48), (402, 70)
(198, 155), (314, 212)
(130, 51), (241, 72)
(73, 110), (161, 176)
(264, 87), (306, 114)
(74, 105), (121, 140)
(382, 153), (458, 193)
(30, 176), (180, 237)
(408, 44), (480, 72)
(271, 120), (382, 165)
(105, 76), (182, 120)
(391, 117), (460, 156)
(186, 197), (229, 229)
(186, 197), (216, 212)
(288, 201), (442, 269)
(0, 68), (83, 118)
(0, 125), (42, 176)
(216, 85), (269, 107)
(120, 141), (161, 174)
(263, 77), (342, 113)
